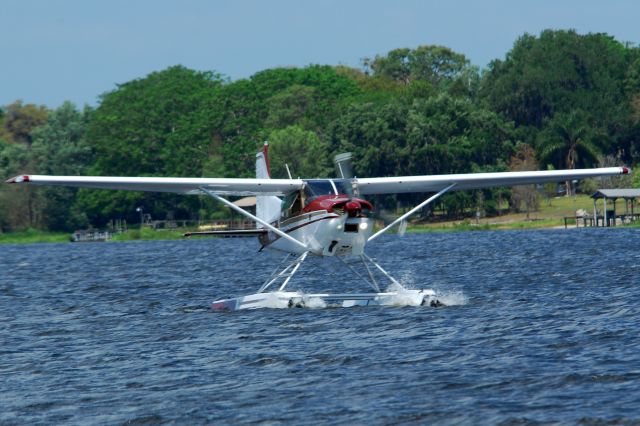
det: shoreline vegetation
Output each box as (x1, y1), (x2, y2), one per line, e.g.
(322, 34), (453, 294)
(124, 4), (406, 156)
(2, 195), (637, 244)
(2, 30), (640, 238)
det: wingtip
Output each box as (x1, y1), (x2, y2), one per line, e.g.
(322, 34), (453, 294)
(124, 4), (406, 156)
(622, 166), (631, 175)
(5, 175), (29, 183)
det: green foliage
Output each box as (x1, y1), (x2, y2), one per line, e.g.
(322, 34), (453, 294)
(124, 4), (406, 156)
(440, 192), (474, 218)
(30, 102), (93, 231)
(509, 143), (540, 214)
(0, 228), (70, 244)
(481, 30), (629, 129)
(328, 92), (515, 215)
(267, 126), (332, 178)
(212, 79), (267, 177)
(0, 139), (36, 230)
(367, 45), (471, 88)
(88, 65), (224, 177)
(363, 45), (481, 100)
(3, 31), (640, 230)
(254, 65), (362, 132)
(329, 93), (515, 178)
(0, 100), (48, 145)
(80, 66), (224, 225)
(537, 110), (602, 171)
(633, 171), (640, 188)
(0, 102), (92, 231)
(265, 84), (316, 129)
(110, 227), (183, 241)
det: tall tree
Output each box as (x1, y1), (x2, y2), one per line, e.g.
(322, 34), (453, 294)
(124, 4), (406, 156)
(79, 66), (224, 225)
(265, 84), (316, 129)
(330, 94), (515, 178)
(367, 45), (472, 89)
(481, 30), (630, 131)
(0, 102), (93, 231)
(267, 126), (333, 179)
(252, 65), (361, 132)
(211, 78), (267, 178)
(509, 143), (540, 216)
(0, 141), (33, 230)
(329, 93), (515, 213)
(30, 102), (94, 231)
(537, 110), (602, 195)
(0, 100), (48, 145)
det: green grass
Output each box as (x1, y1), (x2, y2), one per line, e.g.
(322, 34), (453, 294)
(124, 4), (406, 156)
(0, 229), (71, 244)
(0, 227), (187, 244)
(109, 227), (185, 242)
(405, 218), (561, 233)
(403, 194), (611, 233)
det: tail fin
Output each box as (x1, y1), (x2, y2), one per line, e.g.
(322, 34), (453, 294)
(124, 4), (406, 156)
(256, 141), (271, 179)
(255, 142), (281, 228)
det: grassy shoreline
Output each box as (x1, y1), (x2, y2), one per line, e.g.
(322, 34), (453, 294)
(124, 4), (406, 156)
(2, 195), (637, 244)
(0, 229), (72, 244)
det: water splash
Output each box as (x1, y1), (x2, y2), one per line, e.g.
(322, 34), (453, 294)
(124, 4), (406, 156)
(378, 290), (424, 307)
(384, 277), (469, 307)
(434, 290), (468, 306)
(303, 297), (328, 309)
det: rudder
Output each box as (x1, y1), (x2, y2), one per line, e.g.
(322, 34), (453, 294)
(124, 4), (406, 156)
(255, 142), (281, 228)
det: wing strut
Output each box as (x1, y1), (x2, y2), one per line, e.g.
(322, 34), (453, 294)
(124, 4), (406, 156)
(199, 187), (310, 252)
(368, 183), (457, 242)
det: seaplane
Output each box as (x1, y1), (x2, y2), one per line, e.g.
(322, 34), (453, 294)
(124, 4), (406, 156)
(6, 143), (630, 310)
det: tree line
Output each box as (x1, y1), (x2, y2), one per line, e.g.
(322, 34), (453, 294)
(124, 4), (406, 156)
(2, 29), (640, 232)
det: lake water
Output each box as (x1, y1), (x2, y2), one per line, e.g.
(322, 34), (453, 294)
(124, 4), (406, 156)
(1, 229), (639, 425)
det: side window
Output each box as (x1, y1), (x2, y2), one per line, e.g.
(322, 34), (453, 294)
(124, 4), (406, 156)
(281, 191), (303, 218)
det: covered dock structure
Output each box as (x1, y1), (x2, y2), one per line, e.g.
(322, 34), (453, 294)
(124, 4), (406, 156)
(591, 189), (640, 227)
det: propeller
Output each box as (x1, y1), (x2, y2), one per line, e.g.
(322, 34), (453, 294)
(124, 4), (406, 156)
(333, 152), (407, 236)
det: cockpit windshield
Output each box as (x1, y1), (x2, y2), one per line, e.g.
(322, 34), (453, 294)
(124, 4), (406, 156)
(333, 180), (352, 195)
(303, 179), (353, 203)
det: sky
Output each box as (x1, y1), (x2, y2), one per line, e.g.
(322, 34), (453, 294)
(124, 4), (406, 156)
(1, 0), (639, 108)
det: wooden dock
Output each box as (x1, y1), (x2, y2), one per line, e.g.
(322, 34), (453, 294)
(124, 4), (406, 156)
(563, 213), (640, 229)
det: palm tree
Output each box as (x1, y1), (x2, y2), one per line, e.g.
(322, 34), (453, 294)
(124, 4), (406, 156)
(537, 110), (602, 195)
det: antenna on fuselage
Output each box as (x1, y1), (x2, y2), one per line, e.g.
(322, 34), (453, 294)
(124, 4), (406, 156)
(285, 164), (293, 179)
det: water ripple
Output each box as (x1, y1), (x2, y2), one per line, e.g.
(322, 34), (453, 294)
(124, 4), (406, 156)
(1, 229), (640, 424)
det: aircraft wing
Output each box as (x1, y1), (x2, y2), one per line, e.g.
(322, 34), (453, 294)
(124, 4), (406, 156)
(5, 175), (304, 196)
(355, 167), (630, 195)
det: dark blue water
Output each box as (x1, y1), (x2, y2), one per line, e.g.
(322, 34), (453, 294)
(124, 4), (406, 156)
(1, 229), (640, 425)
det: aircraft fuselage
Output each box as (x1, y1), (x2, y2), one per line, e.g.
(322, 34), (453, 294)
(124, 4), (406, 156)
(259, 179), (375, 256)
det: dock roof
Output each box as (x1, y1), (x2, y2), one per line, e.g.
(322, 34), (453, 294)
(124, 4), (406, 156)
(591, 189), (640, 199)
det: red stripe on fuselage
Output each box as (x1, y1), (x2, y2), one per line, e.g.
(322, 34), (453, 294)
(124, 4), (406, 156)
(260, 214), (338, 247)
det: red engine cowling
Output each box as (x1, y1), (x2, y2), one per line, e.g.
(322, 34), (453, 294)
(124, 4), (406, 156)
(302, 195), (373, 217)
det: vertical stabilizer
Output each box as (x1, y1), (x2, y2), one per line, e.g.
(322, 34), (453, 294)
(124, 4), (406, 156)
(256, 141), (271, 179)
(255, 142), (281, 228)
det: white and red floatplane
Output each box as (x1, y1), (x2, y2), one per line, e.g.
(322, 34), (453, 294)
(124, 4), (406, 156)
(6, 143), (630, 311)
